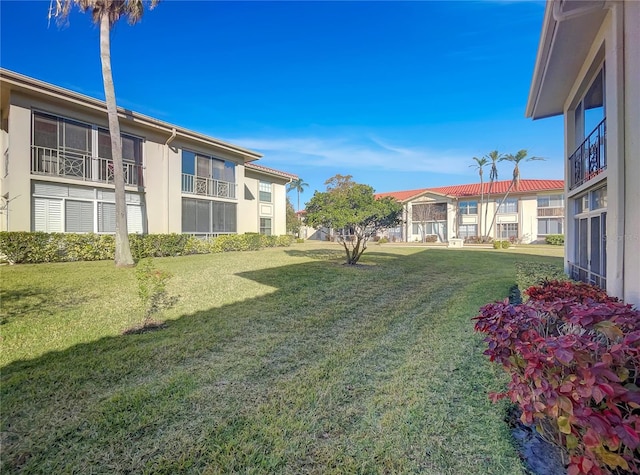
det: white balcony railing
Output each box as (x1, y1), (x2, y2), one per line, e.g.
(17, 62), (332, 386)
(181, 174), (237, 199)
(31, 146), (143, 186)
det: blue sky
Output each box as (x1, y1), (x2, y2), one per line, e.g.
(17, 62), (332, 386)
(1, 0), (563, 208)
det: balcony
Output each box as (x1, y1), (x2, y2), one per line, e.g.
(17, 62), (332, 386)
(181, 174), (237, 200)
(31, 146), (143, 187)
(537, 207), (564, 217)
(569, 118), (606, 190)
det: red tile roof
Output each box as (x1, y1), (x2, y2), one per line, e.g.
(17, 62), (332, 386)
(377, 179), (564, 201)
(376, 188), (429, 202)
(245, 162), (298, 180)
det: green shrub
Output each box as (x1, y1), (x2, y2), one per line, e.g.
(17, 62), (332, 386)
(545, 234), (565, 245)
(135, 258), (174, 326)
(377, 237), (389, 244)
(492, 240), (502, 249)
(0, 232), (297, 264)
(264, 235), (278, 248)
(277, 235), (296, 246)
(515, 262), (569, 297)
(501, 240), (510, 249)
(295, 238), (305, 244)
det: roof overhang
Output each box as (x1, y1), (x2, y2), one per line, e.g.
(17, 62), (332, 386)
(526, 0), (609, 120)
(0, 68), (262, 162)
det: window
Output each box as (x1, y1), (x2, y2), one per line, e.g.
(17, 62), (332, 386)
(412, 203), (447, 221)
(412, 221), (447, 241)
(32, 112), (144, 186)
(66, 200), (94, 233)
(575, 68), (605, 147)
(497, 198), (518, 214)
(497, 223), (518, 240)
(259, 182), (272, 202)
(591, 186), (607, 210)
(458, 224), (477, 239)
(538, 218), (563, 235)
(181, 150), (235, 182)
(459, 201), (478, 215)
(182, 198), (236, 234)
(181, 150), (236, 198)
(98, 129), (142, 164)
(32, 182), (144, 234)
(571, 186), (607, 288)
(260, 218), (272, 236)
(537, 194), (564, 208)
(538, 194), (564, 218)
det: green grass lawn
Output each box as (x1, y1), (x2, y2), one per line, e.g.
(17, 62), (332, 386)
(1, 243), (563, 474)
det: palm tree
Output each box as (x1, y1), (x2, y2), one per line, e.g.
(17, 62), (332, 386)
(483, 150), (503, 240)
(506, 149), (544, 191)
(486, 149), (544, 238)
(469, 156), (488, 238)
(287, 178), (309, 212)
(49, 0), (158, 267)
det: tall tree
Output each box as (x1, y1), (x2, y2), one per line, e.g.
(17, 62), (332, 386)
(483, 150), (504, 239)
(287, 177), (309, 212)
(49, 0), (158, 266)
(305, 175), (402, 265)
(470, 156), (488, 238)
(486, 149), (544, 238)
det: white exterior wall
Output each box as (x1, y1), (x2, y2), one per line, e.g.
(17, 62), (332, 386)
(241, 169), (290, 235)
(519, 195), (538, 244)
(559, 3), (639, 304)
(623, 1), (640, 304)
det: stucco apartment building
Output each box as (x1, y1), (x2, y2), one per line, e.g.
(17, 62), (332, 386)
(377, 179), (565, 244)
(0, 69), (296, 237)
(526, 0), (639, 305)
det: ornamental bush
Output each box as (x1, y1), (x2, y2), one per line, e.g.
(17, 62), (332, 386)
(474, 280), (640, 475)
(546, 234), (565, 245)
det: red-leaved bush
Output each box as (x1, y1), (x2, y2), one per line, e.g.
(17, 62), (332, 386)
(474, 281), (640, 475)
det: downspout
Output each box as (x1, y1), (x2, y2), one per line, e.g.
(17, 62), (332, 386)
(164, 128), (177, 233)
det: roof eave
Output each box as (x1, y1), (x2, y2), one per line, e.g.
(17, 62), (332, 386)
(525, 1), (609, 120)
(0, 68), (262, 161)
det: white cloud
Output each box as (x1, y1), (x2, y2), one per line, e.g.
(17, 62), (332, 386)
(227, 133), (476, 176)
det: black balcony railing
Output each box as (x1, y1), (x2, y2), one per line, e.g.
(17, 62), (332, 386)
(569, 118), (606, 190)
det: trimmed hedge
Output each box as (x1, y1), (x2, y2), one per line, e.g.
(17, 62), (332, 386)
(0, 232), (295, 264)
(515, 261), (569, 296)
(546, 234), (565, 245)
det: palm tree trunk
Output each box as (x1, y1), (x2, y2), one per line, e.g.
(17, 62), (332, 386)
(100, 13), (134, 267)
(484, 183), (492, 239)
(479, 178), (484, 238)
(486, 180), (515, 238)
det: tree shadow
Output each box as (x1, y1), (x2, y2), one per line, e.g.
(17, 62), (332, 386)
(0, 248), (534, 474)
(0, 286), (91, 326)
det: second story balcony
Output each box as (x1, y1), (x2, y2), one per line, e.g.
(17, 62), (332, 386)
(31, 145), (143, 187)
(181, 174), (237, 200)
(569, 118), (606, 190)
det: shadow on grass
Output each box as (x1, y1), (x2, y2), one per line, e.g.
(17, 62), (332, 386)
(1, 248), (561, 474)
(0, 286), (90, 326)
